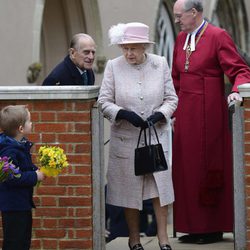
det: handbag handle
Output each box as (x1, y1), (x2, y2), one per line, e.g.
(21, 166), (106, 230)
(148, 121), (161, 144)
(136, 121), (161, 148)
(136, 126), (147, 148)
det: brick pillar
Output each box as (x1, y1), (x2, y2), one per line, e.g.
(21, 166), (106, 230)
(239, 84), (250, 250)
(0, 86), (101, 250)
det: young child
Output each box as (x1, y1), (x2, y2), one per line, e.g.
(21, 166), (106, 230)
(0, 105), (44, 250)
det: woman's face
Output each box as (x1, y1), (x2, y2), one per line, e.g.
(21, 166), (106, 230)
(121, 43), (146, 65)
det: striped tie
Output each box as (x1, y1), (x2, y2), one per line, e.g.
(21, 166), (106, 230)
(81, 70), (88, 85)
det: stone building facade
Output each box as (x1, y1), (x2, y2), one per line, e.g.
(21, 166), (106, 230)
(0, 1), (249, 249)
(0, 0), (249, 86)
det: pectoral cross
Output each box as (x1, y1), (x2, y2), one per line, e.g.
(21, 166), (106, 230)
(184, 60), (189, 72)
(185, 44), (191, 72)
(183, 21), (208, 72)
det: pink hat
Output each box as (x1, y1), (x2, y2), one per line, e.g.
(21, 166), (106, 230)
(109, 22), (154, 45)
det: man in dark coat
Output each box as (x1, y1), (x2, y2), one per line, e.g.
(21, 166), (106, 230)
(43, 33), (96, 86)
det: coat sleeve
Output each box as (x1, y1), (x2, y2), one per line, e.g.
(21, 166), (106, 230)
(42, 74), (59, 85)
(5, 171), (37, 187)
(42, 60), (64, 85)
(42, 65), (61, 85)
(156, 57), (178, 120)
(97, 60), (124, 124)
(216, 30), (250, 92)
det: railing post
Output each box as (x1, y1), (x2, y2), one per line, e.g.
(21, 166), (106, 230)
(236, 83), (250, 250)
(230, 100), (246, 250)
(92, 103), (105, 250)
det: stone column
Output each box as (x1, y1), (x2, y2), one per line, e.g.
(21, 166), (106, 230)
(238, 83), (250, 250)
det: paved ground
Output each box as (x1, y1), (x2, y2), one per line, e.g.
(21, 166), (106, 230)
(106, 225), (234, 250)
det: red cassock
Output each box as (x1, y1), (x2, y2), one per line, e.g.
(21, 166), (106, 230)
(172, 23), (250, 233)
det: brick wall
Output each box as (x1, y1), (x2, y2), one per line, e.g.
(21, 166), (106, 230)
(238, 84), (250, 249)
(244, 99), (250, 249)
(0, 86), (100, 250)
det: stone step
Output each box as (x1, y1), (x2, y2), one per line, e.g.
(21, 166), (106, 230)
(106, 225), (234, 250)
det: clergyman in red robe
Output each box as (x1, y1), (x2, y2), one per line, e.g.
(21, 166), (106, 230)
(172, 0), (250, 244)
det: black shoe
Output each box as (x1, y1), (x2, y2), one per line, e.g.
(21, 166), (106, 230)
(196, 232), (223, 244)
(159, 242), (172, 250)
(178, 234), (202, 243)
(128, 242), (144, 250)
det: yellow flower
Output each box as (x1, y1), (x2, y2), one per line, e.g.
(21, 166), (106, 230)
(38, 146), (68, 177)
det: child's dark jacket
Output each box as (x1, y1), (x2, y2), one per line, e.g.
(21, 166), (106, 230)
(0, 133), (38, 211)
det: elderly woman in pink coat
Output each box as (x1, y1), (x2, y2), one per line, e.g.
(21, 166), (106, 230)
(98, 22), (178, 250)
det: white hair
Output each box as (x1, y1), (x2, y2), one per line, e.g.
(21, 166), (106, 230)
(184, 0), (204, 12)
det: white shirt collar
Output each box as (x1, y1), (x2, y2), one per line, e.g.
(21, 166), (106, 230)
(183, 20), (205, 51)
(77, 67), (86, 75)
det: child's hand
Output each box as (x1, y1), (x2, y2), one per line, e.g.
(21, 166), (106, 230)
(36, 170), (45, 181)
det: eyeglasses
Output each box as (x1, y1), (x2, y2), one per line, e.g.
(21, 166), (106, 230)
(174, 8), (193, 21)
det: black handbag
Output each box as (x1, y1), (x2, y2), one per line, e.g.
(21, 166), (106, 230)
(134, 121), (168, 176)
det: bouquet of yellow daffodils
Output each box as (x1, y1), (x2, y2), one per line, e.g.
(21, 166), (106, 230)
(38, 146), (68, 177)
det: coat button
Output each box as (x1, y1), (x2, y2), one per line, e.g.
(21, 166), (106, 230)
(140, 111), (144, 115)
(140, 96), (143, 100)
(138, 81), (142, 84)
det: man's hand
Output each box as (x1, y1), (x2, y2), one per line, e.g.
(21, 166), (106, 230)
(227, 92), (242, 104)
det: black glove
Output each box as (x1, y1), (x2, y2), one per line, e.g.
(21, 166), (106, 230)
(116, 110), (145, 127)
(140, 112), (165, 129)
(144, 112), (165, 127)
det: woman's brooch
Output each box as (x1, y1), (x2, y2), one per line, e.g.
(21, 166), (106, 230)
(151, 62), (159, 70)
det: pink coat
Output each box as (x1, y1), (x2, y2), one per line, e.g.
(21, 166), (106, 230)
(98, 54), (178, 209)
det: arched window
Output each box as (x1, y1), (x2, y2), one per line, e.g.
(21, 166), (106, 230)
(40, 0), (86, 80)
(210, 0), (249, 95)
(211, 0), (249, 51)
(155, 1), (176, 166)
(155, 2), (176, 67)
(40, 0), (103, 83)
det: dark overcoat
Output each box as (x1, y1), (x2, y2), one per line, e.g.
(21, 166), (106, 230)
(0, 134), (37, 211)
(42, 55), (95, 85)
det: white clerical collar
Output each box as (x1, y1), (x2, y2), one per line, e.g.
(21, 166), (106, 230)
(183, 19), (205, 51)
